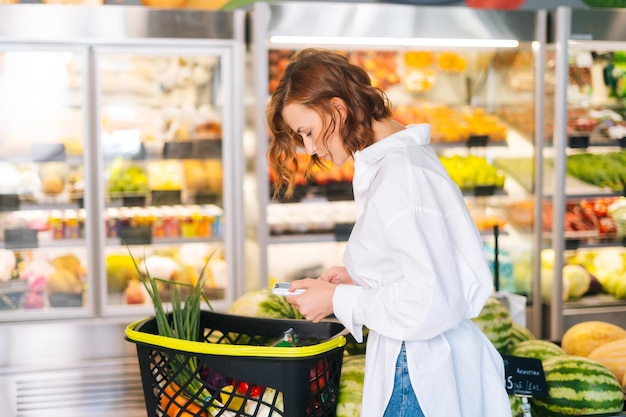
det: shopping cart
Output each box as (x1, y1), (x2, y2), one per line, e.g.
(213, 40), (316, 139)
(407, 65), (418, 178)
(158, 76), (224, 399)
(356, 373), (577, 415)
(125, 310), (347, 417)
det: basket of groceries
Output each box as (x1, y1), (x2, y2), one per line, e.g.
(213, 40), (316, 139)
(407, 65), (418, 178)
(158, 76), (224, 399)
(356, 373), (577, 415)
(123, 246), (346, 417)
(126, 311), (346, 417)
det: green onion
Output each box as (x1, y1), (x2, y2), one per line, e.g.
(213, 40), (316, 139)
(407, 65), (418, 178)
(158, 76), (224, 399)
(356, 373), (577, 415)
(126, 245), (216, 407)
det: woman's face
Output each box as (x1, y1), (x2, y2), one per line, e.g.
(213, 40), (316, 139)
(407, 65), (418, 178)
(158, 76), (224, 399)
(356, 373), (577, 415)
(282, 102), (350, 166)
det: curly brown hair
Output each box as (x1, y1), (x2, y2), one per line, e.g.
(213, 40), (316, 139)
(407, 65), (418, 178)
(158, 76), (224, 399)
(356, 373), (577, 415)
(266, 48), (392, 199)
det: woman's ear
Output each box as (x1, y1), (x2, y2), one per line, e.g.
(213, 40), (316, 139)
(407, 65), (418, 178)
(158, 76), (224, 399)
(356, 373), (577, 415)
(330, 97), (348, 121)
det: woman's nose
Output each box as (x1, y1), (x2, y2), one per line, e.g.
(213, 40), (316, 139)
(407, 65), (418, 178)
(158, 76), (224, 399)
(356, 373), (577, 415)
(303, 138), (316, 155)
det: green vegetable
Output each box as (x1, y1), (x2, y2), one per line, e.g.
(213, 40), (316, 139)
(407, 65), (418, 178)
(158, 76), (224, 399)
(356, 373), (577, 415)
(228, 288), (304, 319)
(128, 246), (215, 410)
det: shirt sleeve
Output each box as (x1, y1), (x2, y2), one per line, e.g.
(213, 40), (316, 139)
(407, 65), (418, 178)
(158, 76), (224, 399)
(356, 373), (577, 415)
(333, 284), (365, 343)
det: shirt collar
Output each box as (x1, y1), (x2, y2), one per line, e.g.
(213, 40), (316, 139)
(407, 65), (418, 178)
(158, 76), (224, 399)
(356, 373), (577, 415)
(355, 124), (431, 164)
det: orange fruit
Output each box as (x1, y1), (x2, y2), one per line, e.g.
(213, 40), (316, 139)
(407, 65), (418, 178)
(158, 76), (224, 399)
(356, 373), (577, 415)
(159, 382), (208, 417)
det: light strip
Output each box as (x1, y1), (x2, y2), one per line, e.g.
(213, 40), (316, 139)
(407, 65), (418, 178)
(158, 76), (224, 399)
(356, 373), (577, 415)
(270, 35), (519, 48)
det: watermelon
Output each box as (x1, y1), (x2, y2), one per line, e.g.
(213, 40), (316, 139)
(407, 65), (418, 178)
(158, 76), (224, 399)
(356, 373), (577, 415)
(507, 339), (566, 361)
(508, 321), (536, 347)
(509, 394), (524, 417)
(471, 297), (513, 352)
(337, 354), (365, 417)
(531, 355), (624, 416)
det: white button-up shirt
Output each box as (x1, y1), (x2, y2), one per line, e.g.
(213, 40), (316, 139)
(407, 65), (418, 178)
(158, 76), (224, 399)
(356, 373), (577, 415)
(333, 124), (512, 417)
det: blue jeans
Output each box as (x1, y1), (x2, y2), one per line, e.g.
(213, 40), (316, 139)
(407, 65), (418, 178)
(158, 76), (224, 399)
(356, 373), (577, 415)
(383, 342), (425, 417)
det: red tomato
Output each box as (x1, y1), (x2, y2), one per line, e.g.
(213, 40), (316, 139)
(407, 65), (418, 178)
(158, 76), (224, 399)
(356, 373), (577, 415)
(310, 358), (331, 394)
(233, 381), (262, 398)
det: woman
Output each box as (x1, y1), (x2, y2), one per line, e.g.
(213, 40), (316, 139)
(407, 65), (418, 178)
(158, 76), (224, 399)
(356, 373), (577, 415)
(266, 48), (511, 417)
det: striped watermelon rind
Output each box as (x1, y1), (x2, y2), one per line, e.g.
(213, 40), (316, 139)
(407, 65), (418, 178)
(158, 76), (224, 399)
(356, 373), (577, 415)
(471, 297), (513, 352)
(531, 355), (624, 417)
(337, 354), (365, 417)
(507, 339), (566, 361)
(508, 321), (536, 347)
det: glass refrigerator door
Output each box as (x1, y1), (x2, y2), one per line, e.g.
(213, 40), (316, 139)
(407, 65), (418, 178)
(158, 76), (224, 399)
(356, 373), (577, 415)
(95, 47), (233, 315)
(0, 47), (93, 321)
(250, 3), (545, 319)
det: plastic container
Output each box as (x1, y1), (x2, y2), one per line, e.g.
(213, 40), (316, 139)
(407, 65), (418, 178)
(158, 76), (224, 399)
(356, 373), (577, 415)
(125, 310), (347, 417)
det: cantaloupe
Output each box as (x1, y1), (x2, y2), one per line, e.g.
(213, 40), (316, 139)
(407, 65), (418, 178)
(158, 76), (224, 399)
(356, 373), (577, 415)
(561, 321), (626, 357)
(588, 338), (626, 383)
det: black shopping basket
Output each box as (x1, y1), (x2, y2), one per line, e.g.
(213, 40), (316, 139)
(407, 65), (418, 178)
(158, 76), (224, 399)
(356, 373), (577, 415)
(125, 310), (347, 417)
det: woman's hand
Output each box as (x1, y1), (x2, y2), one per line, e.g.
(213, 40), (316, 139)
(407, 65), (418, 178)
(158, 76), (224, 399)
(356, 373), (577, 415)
(318, 266), (354, 285)
(286, 278), (336, 323)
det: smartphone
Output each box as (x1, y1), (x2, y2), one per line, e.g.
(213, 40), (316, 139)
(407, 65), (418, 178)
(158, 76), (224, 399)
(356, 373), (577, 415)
(272, 282), (305, 296)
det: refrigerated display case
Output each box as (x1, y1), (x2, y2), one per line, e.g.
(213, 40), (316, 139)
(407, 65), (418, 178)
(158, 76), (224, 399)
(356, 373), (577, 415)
(544, 7), (626, 341)
(247, 1), (548, 334)
(0, 5), (245, 417)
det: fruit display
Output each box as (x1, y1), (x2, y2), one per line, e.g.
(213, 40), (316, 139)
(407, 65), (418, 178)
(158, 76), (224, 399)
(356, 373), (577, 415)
(581, 197), (622, 237)
(439, 154), (506, 191)
(107, 157), (149, 195)
(507, 339), (566, 361)
(268, 49), (294, 94)
(231, 289), (626, 417)
(543, 201), (600, 238)
(509, 321), (537, 345)
(393, 104), (508, 143)
(479, 302), (626, 416)
(531, 355), (624, 417)
(608, 197), (626, 237)
(565, 247), (626, 300)
(588, 338), (626, 384)
(336, 354), (365, 417)
(566, 152), (626, 193)
(349, 50), (400, 91)
(107, 243), (226, 305)
(471, 296), (514, 353)
(561, 321), (626, 357)
(0, 250), (87, 310)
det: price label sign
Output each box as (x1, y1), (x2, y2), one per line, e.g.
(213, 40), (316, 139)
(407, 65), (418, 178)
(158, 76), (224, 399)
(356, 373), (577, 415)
(119, 226), (152, 246)
(0, 194), (20, 212)
(4, 229), (38, 249)
(502, 354), (548, 398)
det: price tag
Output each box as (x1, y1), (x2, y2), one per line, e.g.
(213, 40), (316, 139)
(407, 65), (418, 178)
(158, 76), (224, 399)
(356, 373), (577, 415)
(122, 195), (147, 207)
(119, 226), (152, 245)
(473, 185), (497, 196)
(163, 141), (193, 159)
(333, 222), (354, 242)
(467, 135), (488, 147)
(196, 139), (222, 158)
(0, 194), (20, 212)
(151, 190), (181, 206)
(502, 354), (548, 398)
(4, 229), (38, 249)
(0, 279), (28, 295)
(568, 135), (589, 149)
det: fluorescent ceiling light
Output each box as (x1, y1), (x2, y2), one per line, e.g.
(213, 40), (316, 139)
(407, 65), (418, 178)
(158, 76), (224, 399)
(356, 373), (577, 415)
(270, 36), (519, 48)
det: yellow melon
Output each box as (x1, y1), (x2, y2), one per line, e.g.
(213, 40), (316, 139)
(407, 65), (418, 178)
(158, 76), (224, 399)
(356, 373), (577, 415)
(588, 338), (626, 383)
(561, 321), (626, 357)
